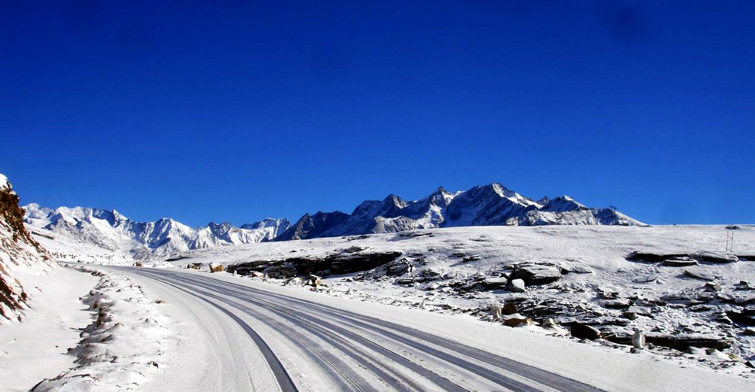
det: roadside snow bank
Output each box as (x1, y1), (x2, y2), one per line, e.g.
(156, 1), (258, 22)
(32, 266), (174, 391)
(0, 266), (97, 391)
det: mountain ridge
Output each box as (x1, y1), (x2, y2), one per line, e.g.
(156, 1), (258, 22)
(23, 182), (643, 258)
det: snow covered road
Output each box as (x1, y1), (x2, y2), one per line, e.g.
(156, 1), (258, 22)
(114, 267), (754, 392)
(117, 267), (603, 392)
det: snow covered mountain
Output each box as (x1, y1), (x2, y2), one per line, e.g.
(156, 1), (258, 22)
(278, 183), (642, 240)
(23, 182), (640, 257)
(23, 204), (290, 259)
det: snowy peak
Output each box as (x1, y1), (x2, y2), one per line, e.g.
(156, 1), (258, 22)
(241, 218), (291, 231)
(23, 205), (290, 259)
(540, 196), (587, 212)
(21, 182), (642, 255)
(284, 183), (643, 240)
(0, 173), (12, 193)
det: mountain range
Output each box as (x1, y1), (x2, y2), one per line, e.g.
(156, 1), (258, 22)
(23, 182), (642, 259)
(23, 204), (290, 259)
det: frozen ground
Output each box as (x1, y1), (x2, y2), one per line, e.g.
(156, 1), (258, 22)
(31, 265), (177, 391)
(109, 266), (754, 392)
(166, 225), (755, 377)
(25, 224), (755, 390)
(0, 265), (97, 391)
(0, 263), (178, 392)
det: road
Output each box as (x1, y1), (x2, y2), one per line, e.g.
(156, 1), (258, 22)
(115, 267), (606, 392)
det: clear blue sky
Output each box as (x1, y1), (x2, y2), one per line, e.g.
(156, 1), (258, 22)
(1, 1), (753, 226)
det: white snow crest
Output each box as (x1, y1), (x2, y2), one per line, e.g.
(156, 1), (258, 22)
(0, 173), (11, 192)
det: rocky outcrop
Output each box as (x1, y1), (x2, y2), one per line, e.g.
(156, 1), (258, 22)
(513, 263), (562, 285)
(627, 251), (739, 265)
(0, 174), (49, 322)
(227, 250), (402, 277)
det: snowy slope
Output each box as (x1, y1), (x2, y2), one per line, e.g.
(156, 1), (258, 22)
(23, 203), (290, 259)
(178, 224), (755, 376)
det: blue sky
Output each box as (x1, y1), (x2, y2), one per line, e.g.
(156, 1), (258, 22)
(1, 1), (753, 226)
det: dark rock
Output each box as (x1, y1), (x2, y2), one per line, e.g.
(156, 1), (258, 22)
(689, 305), (714, 312)
(693, 251), (738, 264)
(481, 277), (508, 289)
(306, 274), (322, 287)
(626, 251), (686, 263)
(386, 259), (412, 275)
(605, 332), (731, 351)
(644, 334), (731, 351)
(227, 251), (401, 277)
(601, 299), (632, 309)
(569, 323), (602, 340)
(342, 246), (369, 253)
(662, 257), (698, 267)
(514, 263), (562, 285)
(462, 254), (482, 262)
(328, 252), (402, 274)
(727, 310), (755, 326)
(502, 303), (518, 315)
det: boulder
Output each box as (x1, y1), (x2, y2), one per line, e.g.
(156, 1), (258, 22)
(502, 303), (518, 315)
(514, 263), (562, 285)
(462, 254), (482, 262)
(489, 304), (502, 320)
(508, 278), (526, 293)
(307, 274), (322, 287)
(601, 299), (632, 309)
(569, 323), (602, 340)
(264, 263), (297, 279)
(209, 263), (224, 273)
(503, 316), (533, 327)
(386, 259), (412, 275)
(481, 277), (508, 290)
(541, 318), (569, 335)
(684, 269), (716, 281)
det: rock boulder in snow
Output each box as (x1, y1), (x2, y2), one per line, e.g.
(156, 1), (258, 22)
(513, 263), (562, 285)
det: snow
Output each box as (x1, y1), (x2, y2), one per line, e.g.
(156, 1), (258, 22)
(23, 204), (290, 259)
(0, 173), (11, 192)
(149, 267), (755, 392)
(0, 266), (97, 391)
(7, 210), (755, 390)
(176, 224), (755, 377)
(30, 265), (178, 391)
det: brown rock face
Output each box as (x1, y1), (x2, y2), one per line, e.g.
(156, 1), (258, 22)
(0, 178), (48, 321)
